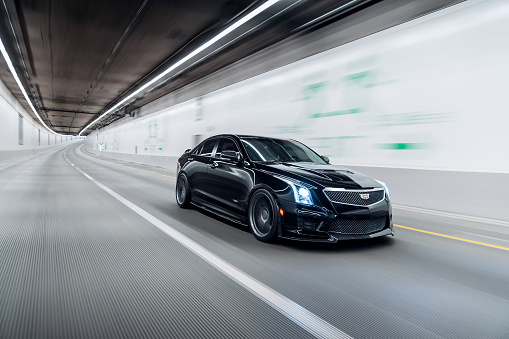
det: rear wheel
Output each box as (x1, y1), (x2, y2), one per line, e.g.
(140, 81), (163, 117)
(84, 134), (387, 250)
(248, 189), (279, 242)
(176, 173), (191, 208)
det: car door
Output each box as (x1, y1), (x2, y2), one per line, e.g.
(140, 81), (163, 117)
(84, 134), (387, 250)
(206, 137), (250, 214)
(187, 137), (217, 201)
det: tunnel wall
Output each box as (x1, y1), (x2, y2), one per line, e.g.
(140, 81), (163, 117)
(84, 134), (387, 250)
(0, 79), (76, 167)
(86, 0), (509, 221)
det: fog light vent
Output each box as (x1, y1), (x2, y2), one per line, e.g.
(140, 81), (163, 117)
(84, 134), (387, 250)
(297, 217), (321, 230)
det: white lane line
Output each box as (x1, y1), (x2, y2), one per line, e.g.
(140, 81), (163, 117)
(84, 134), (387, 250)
(68, 158), (352, 339)
(459, 231), (509, 244)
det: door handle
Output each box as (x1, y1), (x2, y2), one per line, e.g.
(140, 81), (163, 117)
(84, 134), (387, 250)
(210, 161), (219, 169)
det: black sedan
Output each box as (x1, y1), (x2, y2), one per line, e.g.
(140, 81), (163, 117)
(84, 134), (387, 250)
(176, 134), (393, 243)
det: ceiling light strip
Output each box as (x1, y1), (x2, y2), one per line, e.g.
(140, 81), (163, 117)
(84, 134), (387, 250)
(143, 0), (303, 95)
(109, 0), (367, 122)
(0, 38), (63, 135)
(79, 0), (281, 136)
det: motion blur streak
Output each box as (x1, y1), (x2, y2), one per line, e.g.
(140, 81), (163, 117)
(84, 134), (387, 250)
(86, 0), (509, 221)
(143, 0), (304, 96)
(79, 0), (281, 136)
(79, 147), (175, 179)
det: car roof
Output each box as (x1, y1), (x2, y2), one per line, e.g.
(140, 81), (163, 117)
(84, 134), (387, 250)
(201, 134), (295, 143)
(232, 134), (290, 141)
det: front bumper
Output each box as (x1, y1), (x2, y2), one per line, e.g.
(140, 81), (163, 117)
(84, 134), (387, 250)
(278, 198), (393, 243)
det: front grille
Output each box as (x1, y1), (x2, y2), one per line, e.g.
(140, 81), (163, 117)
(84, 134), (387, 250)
(323, 189), (384, 206)
(327, 216), (386, 235)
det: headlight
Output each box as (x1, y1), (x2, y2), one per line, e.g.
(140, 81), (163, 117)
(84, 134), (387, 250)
(376, 180), (390, 200)
(281, 179), (314, 205)
(296, 186), (313, 205)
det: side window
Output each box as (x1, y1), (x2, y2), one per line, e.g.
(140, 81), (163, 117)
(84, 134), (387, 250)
(199, 138), (217, 156)
(215, 138), (239, 157)
(192, 144), (203, 155)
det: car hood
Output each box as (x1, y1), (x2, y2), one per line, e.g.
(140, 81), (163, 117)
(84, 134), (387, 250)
(257, 162), (381, 189)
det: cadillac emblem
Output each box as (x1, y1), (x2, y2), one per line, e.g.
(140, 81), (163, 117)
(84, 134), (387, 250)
(360, 193), (370, 200)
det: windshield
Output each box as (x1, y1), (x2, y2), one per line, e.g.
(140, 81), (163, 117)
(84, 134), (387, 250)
(241, 138), (327, 164)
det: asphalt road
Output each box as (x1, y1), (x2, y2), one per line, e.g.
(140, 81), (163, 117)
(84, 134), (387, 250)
(0, 142), (508, 339)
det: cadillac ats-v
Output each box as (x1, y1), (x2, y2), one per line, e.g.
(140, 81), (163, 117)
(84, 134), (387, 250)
(176, 135), (393, 243)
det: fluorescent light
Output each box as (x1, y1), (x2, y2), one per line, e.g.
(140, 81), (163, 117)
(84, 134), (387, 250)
(79, 0), (280, 136)
(143, 0), (302, 95)
(0, 37), (65, 135)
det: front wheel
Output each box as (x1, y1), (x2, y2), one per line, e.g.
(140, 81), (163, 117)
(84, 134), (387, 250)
(248, 189), (279, 242)
(176, 173), (191, 208)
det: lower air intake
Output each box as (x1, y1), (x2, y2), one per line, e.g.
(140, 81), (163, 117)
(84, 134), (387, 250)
(328, 216), (386, 235)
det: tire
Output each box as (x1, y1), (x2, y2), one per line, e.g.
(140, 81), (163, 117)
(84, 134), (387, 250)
(176, 173), (191, 208)
(248, 189), (279, 242)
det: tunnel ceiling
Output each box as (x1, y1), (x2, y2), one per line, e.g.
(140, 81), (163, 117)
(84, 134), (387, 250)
(0, 0), (459, 135)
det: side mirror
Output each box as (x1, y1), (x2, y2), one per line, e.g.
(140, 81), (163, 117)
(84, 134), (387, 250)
(221, 150), (242, 162)
(184, 148), (192, 154)
(321, 155), (330, 163)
